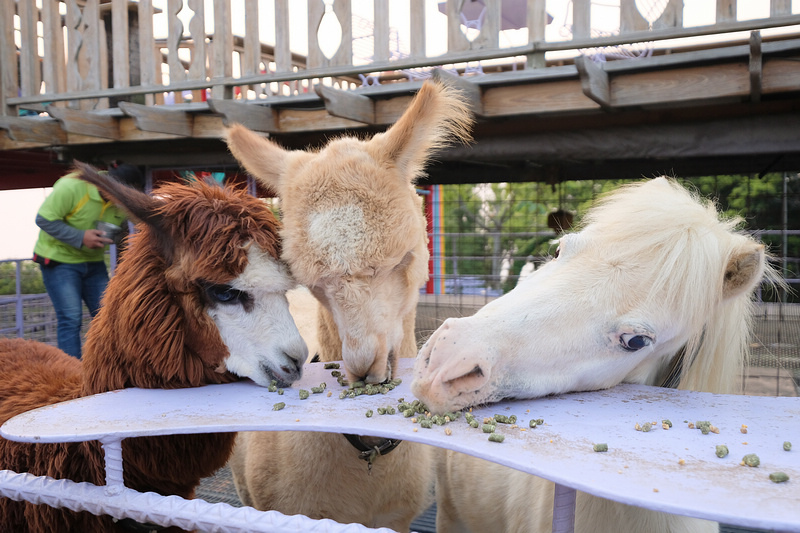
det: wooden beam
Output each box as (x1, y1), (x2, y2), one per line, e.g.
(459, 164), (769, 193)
(314, 84), (376, 125)
(46, 106), (121, 139)
(750, 31), (763, 103)
(431, 68), (484, 117)
(575, 55), (611, 108)
(0, 117), (67, 144)
(118, 102), (193, 136)
(207, 99), (279, 133)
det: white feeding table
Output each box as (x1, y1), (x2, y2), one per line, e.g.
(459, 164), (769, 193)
(1, 358), (798, 532)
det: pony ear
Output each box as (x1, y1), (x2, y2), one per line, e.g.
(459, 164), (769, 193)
(722, 241), (765, 300)
(226, 124), (288, 193)
(369, 79), (473, 183)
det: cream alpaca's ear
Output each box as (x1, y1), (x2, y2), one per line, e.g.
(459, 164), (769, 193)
(722, 241), (765, 300)
(370, 79), (473, 183)
(226, 124), (288, 192)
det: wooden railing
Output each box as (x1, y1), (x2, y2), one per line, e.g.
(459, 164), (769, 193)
(1, 0), (799, 116)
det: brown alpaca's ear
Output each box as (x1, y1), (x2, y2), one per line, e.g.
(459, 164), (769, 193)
(73, 161), (165, 229)
(226, 124), (288, 193)
(722, 241), (765, 300)
(369, 78), (473, 184)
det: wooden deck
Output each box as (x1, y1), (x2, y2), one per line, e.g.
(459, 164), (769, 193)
(1, 1), (800, 188)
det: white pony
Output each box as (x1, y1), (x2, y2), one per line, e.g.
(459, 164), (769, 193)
(412, 177), (776, 533)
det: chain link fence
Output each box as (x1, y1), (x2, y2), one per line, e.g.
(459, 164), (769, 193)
(3, 174), (799, 396)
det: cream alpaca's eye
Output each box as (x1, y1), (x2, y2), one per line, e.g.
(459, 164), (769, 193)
(620, 333), (653, 352)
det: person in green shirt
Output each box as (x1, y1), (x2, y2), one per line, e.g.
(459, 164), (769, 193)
(33, 164), (145, 358)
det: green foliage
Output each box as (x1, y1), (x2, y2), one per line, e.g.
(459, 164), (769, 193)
(0, 260), (45, 295)
(435, 173), (798, 301)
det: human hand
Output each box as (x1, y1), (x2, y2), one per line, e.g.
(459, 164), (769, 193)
(83, 229), (113, 249)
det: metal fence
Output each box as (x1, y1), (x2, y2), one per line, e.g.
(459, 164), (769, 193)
(3, 173), (799, 397)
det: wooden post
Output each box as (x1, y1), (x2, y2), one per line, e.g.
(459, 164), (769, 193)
(0, 0), (17, 116)
(275, 0), (291, 73)
(42, 0), (66, 101)
(17, 0), (39, 98)
(373, 0), (390, 63)
(716, 0), (736, 23)
(527, 0), (548, 69)
(211, 0), (233, 100)
(409, 0), (425, 59)
(138, 0), (157, 105)
(572, 0), (591, 40)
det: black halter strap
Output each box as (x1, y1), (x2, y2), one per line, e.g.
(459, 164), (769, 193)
(342, 434), (403, 465)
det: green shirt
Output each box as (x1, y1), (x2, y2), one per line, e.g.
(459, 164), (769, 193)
(34, 172), (127, 264)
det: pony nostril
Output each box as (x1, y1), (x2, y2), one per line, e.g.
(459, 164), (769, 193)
(443, 365), (487, 393)
(282, 353), (303, 374)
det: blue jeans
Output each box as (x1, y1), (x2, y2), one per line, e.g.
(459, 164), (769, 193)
(41, 261), (109, 359)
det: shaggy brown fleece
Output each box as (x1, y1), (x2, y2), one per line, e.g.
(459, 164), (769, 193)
(0, 163), (283, 532)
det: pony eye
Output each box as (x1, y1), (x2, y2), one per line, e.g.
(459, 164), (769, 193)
(620, 333), (653, 352)
(553, 247), (561, 259)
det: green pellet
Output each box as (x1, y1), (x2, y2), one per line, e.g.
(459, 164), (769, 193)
(365, 409), (373, 418)
(469, 419), (479, 428)
(662, 419), (672, 428)
(494, 414), (510, 424)
(769, 471), (789, 483)
(299, 389), (309, 400)
(277, 388), (284, 395)
(529, 420), (538, 429)
(377, 407), (386, 415)
(330, 370), (341, 378)
(715, 445), (729, 458)
(742, 453), (760, 467)
(488, 433), (505, 443)
(696, 421), (711, 432)
(268, 384), (277, 392)
(385, 406), (396, 415)
(420, 418), (433, 429)
(482, 424), (495, 433)
(593, 443), (608, 452)
(535, 418), (544, 426)
(324, 363), (340, 369)
(641, 422), (652, 432)
(339, 391), (347, 399)
(270, 380), (277, 387)
(784, 441), (792, 451)
(272, 402), (285, 411)
(403, 409), (415, 418)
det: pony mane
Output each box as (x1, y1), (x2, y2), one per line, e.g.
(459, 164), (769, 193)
(81, 177), (284, 393)
(581, 178), (778, 393)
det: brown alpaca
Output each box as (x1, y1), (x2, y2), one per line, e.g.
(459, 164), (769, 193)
(225, 79), (473, 531)
(0, 163), (307, 532)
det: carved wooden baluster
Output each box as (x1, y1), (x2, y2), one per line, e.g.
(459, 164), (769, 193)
(308, 0), (352, 73)
(65, 0), (101, 110)
(184, 0), (206, 102)
(166, 0), (186, 103)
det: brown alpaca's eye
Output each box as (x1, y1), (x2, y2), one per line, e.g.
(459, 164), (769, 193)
(204, 283), (252, 309)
